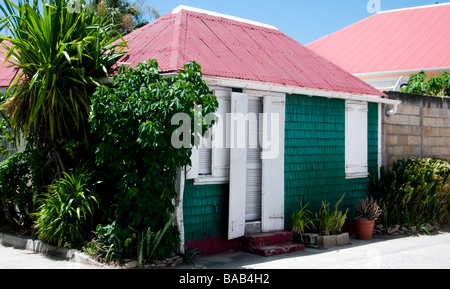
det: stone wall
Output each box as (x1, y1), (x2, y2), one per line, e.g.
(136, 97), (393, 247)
(382, 92), (450, 167)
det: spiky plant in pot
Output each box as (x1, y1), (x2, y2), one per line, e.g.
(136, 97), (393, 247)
(354, 197), (382, 240)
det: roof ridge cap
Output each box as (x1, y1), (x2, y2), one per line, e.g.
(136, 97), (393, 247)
(169, 8), (187, 70)
(377, 2), (450, 14)
(172, 5), (278, 30)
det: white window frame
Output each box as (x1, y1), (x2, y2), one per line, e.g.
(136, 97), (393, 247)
(345, 100), (369, 179)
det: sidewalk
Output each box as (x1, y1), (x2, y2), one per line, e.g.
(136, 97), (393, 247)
(178, 226), (450, 269)
(1, 227), (449, 269)
(0, 232), (108, 269)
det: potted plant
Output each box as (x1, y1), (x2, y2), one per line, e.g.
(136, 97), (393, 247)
(291, 203), (317, 245)
(291, 195), (350, 249)
(315, 195), (349, 249)
(354, 197), (383, 240)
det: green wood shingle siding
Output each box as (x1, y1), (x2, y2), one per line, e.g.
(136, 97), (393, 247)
(182, 94), (379, 241)
(284, 94), (379, 227)
(183, 180), (229, 242)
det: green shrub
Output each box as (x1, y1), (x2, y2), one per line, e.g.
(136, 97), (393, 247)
(83, 221), (125, 263)
(89, 59), (218, 260)
(0, 152), (30, 228)
(33, 164), (99, 247)
(0, 139), (49, 230)
(369, 158), (450, 227)
(401, 71), (450, 97)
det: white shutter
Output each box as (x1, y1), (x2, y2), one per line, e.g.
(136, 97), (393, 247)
(212, 97), (231, 178)
(345, 100), (369, 178)
(186, 146), (199, 180)
(189, 88), (231, 179)
(261, 95), (285, 232)
(228, 92), (248, 240)
(198, 134), (212, 176)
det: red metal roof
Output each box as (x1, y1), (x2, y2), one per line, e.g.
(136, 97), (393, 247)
(0, 41), (19, 87)
(117, 6), (384, 97)
(0, 6), (383, 97)
(0, 66), (19, 87)
(306, 3), (450, 75)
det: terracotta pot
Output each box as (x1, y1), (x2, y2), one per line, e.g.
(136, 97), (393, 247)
(354, 219), (375, 240)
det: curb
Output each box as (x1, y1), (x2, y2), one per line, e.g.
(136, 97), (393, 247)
(0, 232), (110, 269)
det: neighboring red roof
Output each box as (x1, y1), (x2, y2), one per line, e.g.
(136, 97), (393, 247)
(0, 65), (19, 87)
(306, 3), (450, 75)
(0, 40), (19, 87)
(117, 6), (384, 97)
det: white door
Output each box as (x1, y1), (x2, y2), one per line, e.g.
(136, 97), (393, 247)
(245, 97), (263, 222)
(227, 92), (286, 239)
(261, 95), (285, 232)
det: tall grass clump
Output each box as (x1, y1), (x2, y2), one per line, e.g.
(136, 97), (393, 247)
(34, 164), (99, 247)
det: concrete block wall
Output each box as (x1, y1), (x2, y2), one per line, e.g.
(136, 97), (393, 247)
(382, 92), (450, 167)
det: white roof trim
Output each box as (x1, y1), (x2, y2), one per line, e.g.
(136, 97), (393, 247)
(378, 2), (450, 14)
(203, 76), (401, 106)
(355, 67), (450, 77)
(172, 5), (278, 30)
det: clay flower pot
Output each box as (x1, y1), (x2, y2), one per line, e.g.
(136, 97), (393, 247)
(354, 219), (375, 240)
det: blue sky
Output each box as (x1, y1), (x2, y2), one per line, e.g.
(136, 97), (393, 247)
(1, 0), (448, 44)
(150, 0), (449, 44)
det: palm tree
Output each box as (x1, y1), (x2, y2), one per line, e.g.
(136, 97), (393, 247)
(0, 0), (127, 173)
(93, 0), (159, 34)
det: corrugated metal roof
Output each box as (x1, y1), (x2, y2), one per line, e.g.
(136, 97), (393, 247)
(118, 6), (384, 97)
(0, 41), (19, 87)
(0, 66), (19, 87)
(0, 6), (384, 97)
(306, 3), (450, 74)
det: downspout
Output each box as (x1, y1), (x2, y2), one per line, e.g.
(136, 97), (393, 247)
(386, 101), (400, 116)
(174, 167), (185, 254)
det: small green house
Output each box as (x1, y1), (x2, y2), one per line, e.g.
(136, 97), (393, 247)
(116, 6), (401, 256)
(111, 6), (402, 256)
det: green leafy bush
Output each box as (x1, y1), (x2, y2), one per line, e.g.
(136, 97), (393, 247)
(0, 139), (49, 230)
(0, 153), (30, 228)
(0, 93), (16, 161)
(401, 71), (450, 97)
(83, 221), (125, 263)
(89, 59), (218, 260)
(34, 164), (99, 247)
(369, 158), (450, 227)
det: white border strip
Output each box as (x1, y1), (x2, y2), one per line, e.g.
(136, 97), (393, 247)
(355, 67), (450, 78)
(172, 5), (278, 30)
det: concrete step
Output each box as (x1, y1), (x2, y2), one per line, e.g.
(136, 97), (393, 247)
(243, 231), (304, 257)
(244, 230), (293, 247)
(246, 242), (305, 257)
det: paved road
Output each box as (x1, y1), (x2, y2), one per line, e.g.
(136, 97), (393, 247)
(1, 226), (449, 269)
(0, 245), (101, 269)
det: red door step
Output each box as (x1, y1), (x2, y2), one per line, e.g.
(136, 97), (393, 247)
(246, 242), (305, 257)
(243, 231), (304, 257)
